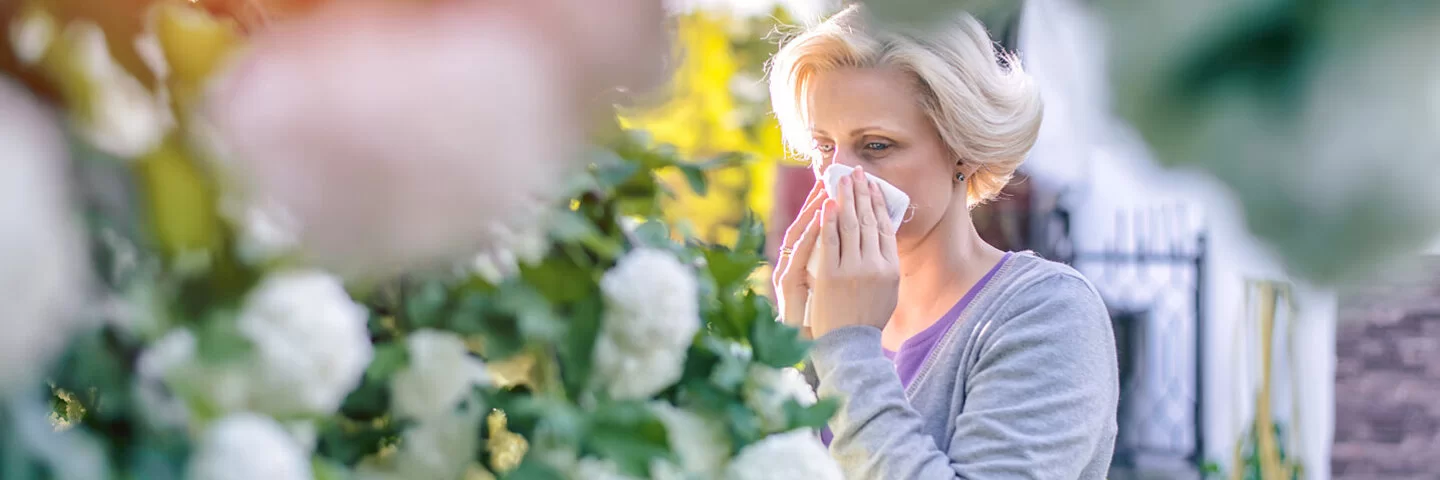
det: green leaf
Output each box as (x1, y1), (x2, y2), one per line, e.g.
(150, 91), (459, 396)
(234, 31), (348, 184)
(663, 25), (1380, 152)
(550, 211), (622, 260)
(495, 282), (566, 343)
(750, 303), (810, 369)
(337, 376), (390, 420)
(312, 458), (353, 480)
(696, 151), (750, 170)
(560, 294), (604, 395)
(403, 281), (450, 329)
(706, 290), (748, 341)
(724, 403), (763, 447)
(623, 130), (654, 150)
(593, 159), (642, 191)
(195, 318), (252, 364)
(635, 143), (682, 170)
(475, 316), (525, 361)
(490, 395), (581, 442)
(703, 248), (760, 293)
(678, 164), (708, 196)
(447, 291), (492, 336)
(364, 342), (408, 382)
(502, 458), (566, 480)
(585, 402), (674, 477)
(520, 254), (596, 304)
(733, 212), (766, 257)
(783, 397), (839, 432)
(126, 434), (192, 480)
(616, 195), (663, 219)
(550, 210), (596, 242)
(315, 417), (404, 466)
(633, 221), (672, 249)
(676, 379), (730, 414)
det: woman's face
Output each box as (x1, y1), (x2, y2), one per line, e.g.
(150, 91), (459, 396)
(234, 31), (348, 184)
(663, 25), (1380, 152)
(805, 66), (961, 246)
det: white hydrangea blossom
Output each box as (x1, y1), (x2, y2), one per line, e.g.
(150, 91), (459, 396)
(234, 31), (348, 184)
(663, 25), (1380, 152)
(235, 270), (373, 416)
(133, 272), (372, 418)
(390, 329), (490, 421)
(742, 366), (817, 432)
(648, 460), (687, 480)
(649, 403), (730, 478)
(599, 249), (700, 351)
(593, 249), (700, 399)
(724, 429), (842, 480)
(8, 5), (55, 64)
(229, 201), (301, 265)
(63, 22), (172, 158)
(471, 212), (552, 284)
(592, 334), (687, 400)
(133, 329), (198, 427)
(394, 409), (483, 480)
(188, 413), (312, 480)
(0, 77), (87, 390)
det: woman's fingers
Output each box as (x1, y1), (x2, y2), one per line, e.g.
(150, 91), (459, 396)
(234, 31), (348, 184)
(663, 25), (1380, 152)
(871, 181), (899, 263)
(820, 198), (841, 266)
(780, 182), (826, 253)
(781, 211), (823, 290)
(837, 170), (861, 262)
(852, 167), (880, 258)
(774, 182), (825, 288)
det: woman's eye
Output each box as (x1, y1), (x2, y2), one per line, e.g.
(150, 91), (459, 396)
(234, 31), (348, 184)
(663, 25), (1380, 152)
(865, 142), (891, 151)
(815, 143), (835, 154)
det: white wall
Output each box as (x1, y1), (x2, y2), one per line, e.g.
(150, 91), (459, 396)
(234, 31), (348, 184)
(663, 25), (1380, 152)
(1019, 0), (1336, 477)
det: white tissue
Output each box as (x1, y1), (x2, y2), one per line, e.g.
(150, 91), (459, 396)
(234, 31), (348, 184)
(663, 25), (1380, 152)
(796, 164), (910, 326)
(804, 164), (910, 278)
(818, 164), (909, 232)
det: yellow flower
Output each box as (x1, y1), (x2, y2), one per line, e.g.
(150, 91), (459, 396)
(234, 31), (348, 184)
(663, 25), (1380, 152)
(620, 12), (787, 252)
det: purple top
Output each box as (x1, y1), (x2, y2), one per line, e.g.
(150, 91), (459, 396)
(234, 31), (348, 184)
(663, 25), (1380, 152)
(821, 252), (1012, 446)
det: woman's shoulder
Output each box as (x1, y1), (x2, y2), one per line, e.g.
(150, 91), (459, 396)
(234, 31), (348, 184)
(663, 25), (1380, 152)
(985, 252), (1110, 327)
(968, 252), (1117, 374)
(999, 252), (1101, 296)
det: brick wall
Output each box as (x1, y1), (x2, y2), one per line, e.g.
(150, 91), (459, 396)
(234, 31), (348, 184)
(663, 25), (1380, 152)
(1333, 255), (1440, 479)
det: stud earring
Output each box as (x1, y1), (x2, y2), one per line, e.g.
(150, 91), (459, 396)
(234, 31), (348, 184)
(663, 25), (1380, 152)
(955, 171), (966, 183)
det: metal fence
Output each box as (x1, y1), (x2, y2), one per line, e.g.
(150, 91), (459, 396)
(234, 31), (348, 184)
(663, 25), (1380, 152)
(1025, 204), (1207, 474)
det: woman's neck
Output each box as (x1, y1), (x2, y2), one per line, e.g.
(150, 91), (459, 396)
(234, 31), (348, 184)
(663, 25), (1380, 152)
(890, 205), (1006, 335)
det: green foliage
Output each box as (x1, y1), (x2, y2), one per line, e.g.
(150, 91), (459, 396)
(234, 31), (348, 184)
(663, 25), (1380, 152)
(584, 402), (674, 476)
(11, 103), (828, 478)
(784, 397), (841, 433)
(750, 310), (810, 369)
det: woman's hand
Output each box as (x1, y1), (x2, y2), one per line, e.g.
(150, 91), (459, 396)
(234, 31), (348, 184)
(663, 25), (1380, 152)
(772, 182), (827, 333)
(805, 167), (900, 339)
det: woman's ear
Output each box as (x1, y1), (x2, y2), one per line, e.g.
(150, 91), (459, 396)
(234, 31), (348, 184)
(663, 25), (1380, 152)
(956, 160), (980, 177)
(954, 160), (979, 183)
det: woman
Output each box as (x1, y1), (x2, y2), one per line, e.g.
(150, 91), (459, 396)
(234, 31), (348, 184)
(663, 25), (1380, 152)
(768, 5), (1118, 479)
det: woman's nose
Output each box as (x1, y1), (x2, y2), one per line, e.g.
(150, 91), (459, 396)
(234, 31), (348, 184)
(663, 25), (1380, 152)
(811, 150), (857, 176)
(831, 149), (860, 168)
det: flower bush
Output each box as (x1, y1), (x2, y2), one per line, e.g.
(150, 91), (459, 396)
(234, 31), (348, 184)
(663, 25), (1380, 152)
(0, 1), (840, 479)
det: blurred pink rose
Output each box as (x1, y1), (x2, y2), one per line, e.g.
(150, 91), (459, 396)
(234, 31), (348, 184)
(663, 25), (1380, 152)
(505, 0), (671, 93)
(199, 1), (586, 277)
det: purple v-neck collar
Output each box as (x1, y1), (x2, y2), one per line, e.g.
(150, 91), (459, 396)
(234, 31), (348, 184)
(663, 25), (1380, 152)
(821, 252), (1011, 446)
(885, 251), (1012, 388)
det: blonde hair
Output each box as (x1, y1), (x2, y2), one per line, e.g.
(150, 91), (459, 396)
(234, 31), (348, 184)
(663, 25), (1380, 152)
(767, 4), (1043, 206)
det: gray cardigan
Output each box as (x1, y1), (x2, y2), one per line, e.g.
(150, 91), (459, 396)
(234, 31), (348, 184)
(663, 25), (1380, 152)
(807, 253), (1118, 479)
